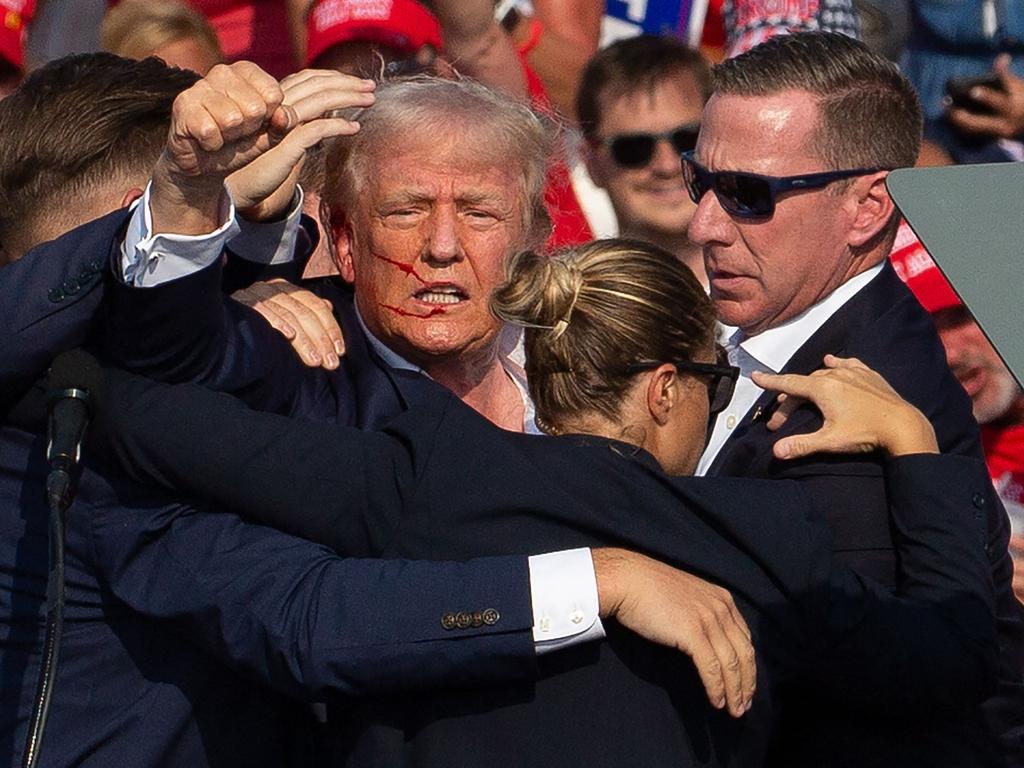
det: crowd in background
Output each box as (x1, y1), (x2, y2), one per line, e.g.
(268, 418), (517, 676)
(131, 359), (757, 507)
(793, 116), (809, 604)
(2, 1), (1024, 766)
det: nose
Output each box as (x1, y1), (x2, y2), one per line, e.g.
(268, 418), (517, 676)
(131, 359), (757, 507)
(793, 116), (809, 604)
(650, 137), (683, 177)
(424, 206), (462, 265)
(687, 183), (732, 247)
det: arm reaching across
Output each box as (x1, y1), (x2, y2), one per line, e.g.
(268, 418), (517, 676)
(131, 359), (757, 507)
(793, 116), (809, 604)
(752, 354), (938, 460)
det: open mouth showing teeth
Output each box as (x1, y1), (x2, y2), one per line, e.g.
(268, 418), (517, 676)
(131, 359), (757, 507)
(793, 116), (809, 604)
(415, 287), (467, 305)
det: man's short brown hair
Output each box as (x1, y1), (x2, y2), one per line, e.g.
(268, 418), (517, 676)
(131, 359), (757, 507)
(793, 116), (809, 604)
(0, 52), (198, 252)
(576, 35), (712, 140)
(712, 31), (922, 171)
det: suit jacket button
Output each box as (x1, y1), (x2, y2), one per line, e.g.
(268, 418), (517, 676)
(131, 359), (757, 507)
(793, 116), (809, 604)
(87, 258), (103, 273)
(62, 277), (81, 295)
(441, 613), (457, 631)
(455, 611), (472, 630)
(972, 492), (986, 510)
(48, 287), (64, 303)
(481, 608), (500, 626)
(471, 611), (483, 628)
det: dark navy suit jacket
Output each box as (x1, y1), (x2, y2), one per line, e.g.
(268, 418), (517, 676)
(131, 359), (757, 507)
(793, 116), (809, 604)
(708, 262), (1024, 767)
(94, 369), (999, 768)
(0, 212), (537, 766)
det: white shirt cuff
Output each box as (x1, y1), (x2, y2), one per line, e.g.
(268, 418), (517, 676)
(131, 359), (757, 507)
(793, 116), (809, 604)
(121, 182), (240, 287)
(529, 548), (605, 654)
(229, 187), (305, 265)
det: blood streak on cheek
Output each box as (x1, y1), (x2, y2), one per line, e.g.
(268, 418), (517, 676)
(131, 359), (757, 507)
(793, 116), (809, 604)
(382, 304), (447, 318)
(374, 253), (427, 284)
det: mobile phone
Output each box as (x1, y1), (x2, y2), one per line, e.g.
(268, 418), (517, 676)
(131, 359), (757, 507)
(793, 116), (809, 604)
(945, 73), (1004, 115)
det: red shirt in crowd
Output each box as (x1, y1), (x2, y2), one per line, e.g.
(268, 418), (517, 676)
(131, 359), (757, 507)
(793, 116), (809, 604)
(519, 53), (593, 250)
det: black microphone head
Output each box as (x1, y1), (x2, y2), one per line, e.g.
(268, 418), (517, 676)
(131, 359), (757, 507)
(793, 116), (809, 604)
(48, 349), (102, 411)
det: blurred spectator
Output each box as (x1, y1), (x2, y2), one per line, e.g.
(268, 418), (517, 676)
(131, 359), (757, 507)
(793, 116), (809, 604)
(185, 0), (304, 78)
(892, 229), (1024, 603)
(578, 35), (710, 285)
(853, 0), (908, 61)
(305, 0), (444, 76)
(901, 0), (1024, 162)
(500, 0), (603, 121)
(0, 0), (33, 98)
(721, 0), (860, 57)
(102, 0), (224, 75)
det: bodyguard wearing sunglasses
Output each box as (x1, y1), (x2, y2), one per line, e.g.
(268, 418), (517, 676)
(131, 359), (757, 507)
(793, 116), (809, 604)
(688, 32), (1024, 768)
(578, 35), (711, 285)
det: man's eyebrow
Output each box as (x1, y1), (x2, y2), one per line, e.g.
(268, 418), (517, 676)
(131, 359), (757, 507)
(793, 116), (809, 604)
(457, 190), (507, 206)
(377, 190), (433, 207)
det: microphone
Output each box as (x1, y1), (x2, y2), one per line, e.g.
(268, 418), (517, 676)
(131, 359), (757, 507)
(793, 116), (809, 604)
(21, 350), (102, 768)
(45, 350), (101, 511)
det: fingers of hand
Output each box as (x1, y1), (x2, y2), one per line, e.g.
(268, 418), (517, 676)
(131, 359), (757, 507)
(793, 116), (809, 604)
(243, 281), (340, 368)
(684, 596), (755, 717)
(947, 106), (1007, 137)
(282, 72), (376, 120)
(766, 393), (801, 432)
(232, 286), (296, 339)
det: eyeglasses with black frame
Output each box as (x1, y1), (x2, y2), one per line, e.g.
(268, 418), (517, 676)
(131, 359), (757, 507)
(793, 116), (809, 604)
(599, 122), (701, 169)
(680, 150), (884, 219)
(626, 346), (739, 429)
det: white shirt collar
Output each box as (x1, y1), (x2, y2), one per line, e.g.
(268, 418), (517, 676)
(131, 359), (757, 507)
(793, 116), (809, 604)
(734, 262), (884, 372)
(354, 305), (539, 433)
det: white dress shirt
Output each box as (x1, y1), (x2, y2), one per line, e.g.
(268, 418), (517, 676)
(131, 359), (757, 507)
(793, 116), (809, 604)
(118, 184), (603, 652)
(696, 263), (885, 476)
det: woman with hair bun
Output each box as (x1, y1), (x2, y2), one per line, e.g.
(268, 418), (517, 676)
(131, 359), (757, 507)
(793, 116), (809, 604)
(97, 238), (996, 767)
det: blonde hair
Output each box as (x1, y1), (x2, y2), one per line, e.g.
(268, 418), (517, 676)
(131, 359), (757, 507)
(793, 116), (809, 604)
(102, 0), (223, 66)
(491, 239), (716, 434)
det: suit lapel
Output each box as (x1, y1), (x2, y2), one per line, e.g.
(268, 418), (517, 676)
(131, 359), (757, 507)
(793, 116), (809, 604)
(708, 264), (900, 477)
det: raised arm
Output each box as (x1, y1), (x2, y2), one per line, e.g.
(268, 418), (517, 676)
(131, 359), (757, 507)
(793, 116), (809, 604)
(103, 63), (369, 403)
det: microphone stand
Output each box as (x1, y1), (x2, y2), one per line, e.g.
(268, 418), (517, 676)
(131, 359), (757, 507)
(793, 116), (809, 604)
(21, 382), (89, 768)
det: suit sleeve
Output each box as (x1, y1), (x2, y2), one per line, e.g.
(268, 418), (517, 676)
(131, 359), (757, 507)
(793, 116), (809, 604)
(86, 480), (536, 700)
(807, 453), (998, 711)
(94, 368), (420, 555)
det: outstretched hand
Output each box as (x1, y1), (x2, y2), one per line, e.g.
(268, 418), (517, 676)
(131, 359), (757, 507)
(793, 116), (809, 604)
(751, 355), (938, 461)
(947, 54), (1024, 140)
(592, 548), (756, 718)
(151, 62), (375, 233)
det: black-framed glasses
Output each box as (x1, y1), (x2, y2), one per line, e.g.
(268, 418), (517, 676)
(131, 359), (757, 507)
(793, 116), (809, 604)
(680, 150), (884, 219)
(599, 123), (700, 168)
(626, 346), (739, 424)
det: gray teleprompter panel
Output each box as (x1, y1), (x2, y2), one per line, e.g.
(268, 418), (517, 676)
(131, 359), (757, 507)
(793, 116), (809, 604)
(888, 163), (1024, 388)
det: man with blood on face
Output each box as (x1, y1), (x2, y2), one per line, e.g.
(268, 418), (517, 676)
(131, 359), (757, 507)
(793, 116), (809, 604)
(323, 77), (554, 432)
(683, 31), (1024, 768)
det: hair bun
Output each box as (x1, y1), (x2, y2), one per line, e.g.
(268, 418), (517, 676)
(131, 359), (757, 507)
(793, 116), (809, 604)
(491, 250), (584, 339)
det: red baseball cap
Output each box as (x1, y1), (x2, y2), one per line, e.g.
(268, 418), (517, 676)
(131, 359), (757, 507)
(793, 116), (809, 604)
(0, 0), (34, 71)
(889, 219), (962, 314)
(305, 0), (443, 68)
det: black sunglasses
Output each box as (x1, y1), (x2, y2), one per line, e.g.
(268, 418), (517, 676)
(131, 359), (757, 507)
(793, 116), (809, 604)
(599, 123), (700, 168)
(680, 150), (884, 219)
(626, 346), (739, 427)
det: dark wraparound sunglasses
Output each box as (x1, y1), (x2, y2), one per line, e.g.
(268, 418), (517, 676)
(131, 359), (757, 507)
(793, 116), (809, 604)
(599, 123), (700, 168)
(680, 150), (884, 219)
(626, 346), (739, 429)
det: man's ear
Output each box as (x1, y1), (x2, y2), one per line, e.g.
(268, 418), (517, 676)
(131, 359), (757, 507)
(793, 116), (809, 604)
(583, 139), (608, 189)
(120, 186), (146, 209)
(644, 364), (679, 426)
(847, 172), (896, 248)
(328, 206), (356, 283)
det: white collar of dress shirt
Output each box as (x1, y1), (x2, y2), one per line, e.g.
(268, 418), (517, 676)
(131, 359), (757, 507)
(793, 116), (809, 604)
(353, 304), (540, 433)
(732, 262), (885, 372)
